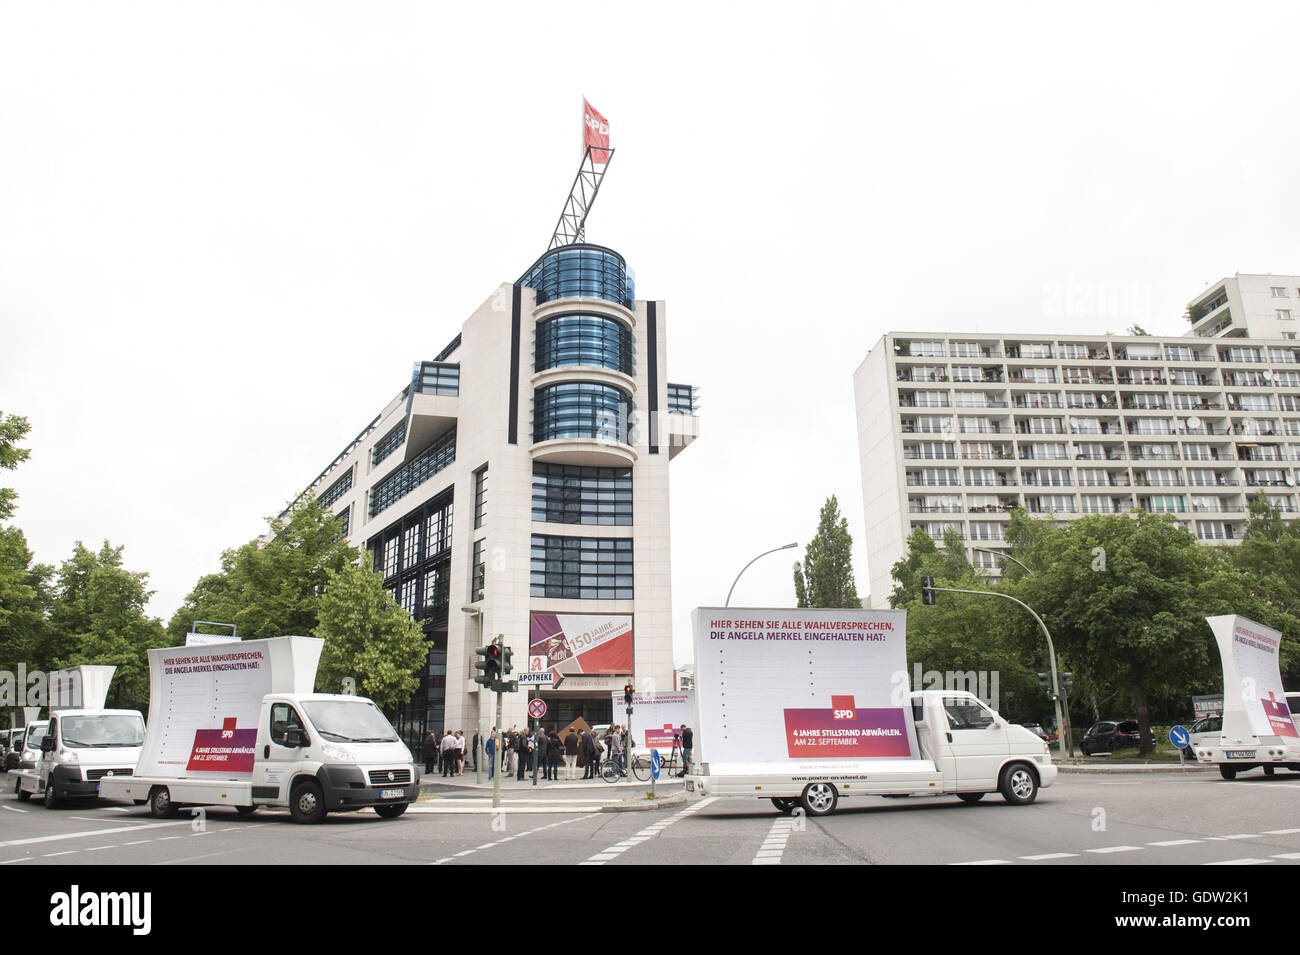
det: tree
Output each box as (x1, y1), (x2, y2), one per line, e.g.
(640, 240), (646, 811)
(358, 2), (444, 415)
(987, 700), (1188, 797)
(0, 412), (31, 522)
(167, 495), (355, 641)
(49, 542), (168, 711)
(0, 526), (55, 677)
(793, 495), (863, 608)
(314, 560), (429, 712)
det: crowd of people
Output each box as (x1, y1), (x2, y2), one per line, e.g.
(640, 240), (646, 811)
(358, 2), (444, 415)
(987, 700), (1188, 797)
(423, 723), (693, 782)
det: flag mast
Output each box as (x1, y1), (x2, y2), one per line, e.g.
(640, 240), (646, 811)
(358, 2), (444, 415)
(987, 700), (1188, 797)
(547, 99), (614, 249)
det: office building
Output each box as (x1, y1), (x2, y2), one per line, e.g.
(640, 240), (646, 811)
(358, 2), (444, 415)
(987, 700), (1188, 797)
(854, 273), (1300, 608)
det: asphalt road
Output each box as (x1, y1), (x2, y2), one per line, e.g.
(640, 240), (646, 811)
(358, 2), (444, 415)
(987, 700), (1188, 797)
(4, 769), (1300, 866)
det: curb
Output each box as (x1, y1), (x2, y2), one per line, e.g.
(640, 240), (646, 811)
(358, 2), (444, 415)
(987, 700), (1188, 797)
(600, 793), (688, 813)
(1057, 763), (1216, 774)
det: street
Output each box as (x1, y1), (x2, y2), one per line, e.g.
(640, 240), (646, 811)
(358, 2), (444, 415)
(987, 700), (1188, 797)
(4, 770), (1300, 866)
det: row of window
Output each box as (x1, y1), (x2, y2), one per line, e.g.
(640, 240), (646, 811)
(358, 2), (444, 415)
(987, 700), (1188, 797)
(532, 464), (633, 525)
(530, 535), (634, 600)
(369, 427), (457, 518)
(372, 421), (406, 467)
(319, 469), (352, 509)
(533, 382), (634, 445)
(901, 340), (1300, 362)
(535, 314), (634, 375)
(518, 245), (635, 309)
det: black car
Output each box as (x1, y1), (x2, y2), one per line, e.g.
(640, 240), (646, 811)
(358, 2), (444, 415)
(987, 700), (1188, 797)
(1081, 719), (1152, 755)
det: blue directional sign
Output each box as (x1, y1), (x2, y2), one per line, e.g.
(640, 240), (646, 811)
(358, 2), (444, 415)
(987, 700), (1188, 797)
(1169, 725), (1190, 749)
(650, 748), (662, 781)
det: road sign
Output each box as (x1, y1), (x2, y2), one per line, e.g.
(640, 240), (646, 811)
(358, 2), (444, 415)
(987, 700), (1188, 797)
(517, 672), (554, 686)
(650, 748), (662, 781)
(1169, 725), (1190, 749)
(528, 698), (547, 720)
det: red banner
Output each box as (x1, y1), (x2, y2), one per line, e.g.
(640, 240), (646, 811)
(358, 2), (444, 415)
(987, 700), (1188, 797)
(583, 99), (611, 161)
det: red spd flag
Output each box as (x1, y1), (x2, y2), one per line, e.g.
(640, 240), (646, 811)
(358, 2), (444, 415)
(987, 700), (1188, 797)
(583, 98), (611, 161)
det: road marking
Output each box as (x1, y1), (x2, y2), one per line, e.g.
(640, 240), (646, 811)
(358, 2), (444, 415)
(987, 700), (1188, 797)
(950, 859), (1011, 865)
(1272, 852), (1300, 860)
(1204, 858), (1274, 865)
(0, 820), (191, 849)
(1087, 846), (1143, 854)
(1264, 828), (1300, 835)
(122, 840), (151, 846)
(85, 845), (117, 851)
(752, 815), (798, 866)
(1148, 839), (1201, 847)
(429, 815), (591, 865)
(1221, 833), (1261, 840)
(2, 806), (28, 813)
(580, 797), (716, 866)
(42, 851), (77, 858)
(1020, 852), (1077, 861)
(0, 857), (33, 864)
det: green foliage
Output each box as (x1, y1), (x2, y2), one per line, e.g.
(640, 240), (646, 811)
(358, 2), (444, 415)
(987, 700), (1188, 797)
(49, 542), (168, 711)
(0, 526), (55, 675)
(166, 495), (355, 642)
(313, 559), (428, 712)
(793, 495), (862, 609)
(0, 412), (32, 522)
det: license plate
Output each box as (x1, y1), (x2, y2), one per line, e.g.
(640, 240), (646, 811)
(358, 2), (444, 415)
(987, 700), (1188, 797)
(685, 779), (694, 792)
(1226, 751), (1257, 760)
(380, 788), (405, 799)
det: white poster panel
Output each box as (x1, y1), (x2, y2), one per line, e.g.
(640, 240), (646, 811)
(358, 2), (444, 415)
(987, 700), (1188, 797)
(136, 643), (273, 779)
(610, 691), (695, 752)
(1208, 614), (1298, 741)
(692, 607), (919, 774)
(186, 632), (241, 647)
(48, 666), (116, 711)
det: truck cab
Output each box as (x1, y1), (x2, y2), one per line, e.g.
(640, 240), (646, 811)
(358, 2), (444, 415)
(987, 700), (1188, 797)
(249, 693), (419, 821)
(16, 710), (144, 807)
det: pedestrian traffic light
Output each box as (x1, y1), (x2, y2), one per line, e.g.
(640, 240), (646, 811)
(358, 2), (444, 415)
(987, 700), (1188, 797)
(475, 645), (501, 688)
(501, 645), (514, 676)
(920, 576), (936, 606)
(624, 683), (634, 706)
(1037, 672), (1050, 689)
(1060, 671), (1073, 690)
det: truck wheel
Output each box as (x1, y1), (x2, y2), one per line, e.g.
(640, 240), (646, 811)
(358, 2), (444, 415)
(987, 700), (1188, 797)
(374, 803), (407, 819)
(800, 782), (838, 817)
(235, 805), (258, 816)
(43, 776), (58, 809)
(957, 792), (985, 804)
(149, 786), (177, 818)
(1263, 766), (1276, 777)
(290, 781), (326, 824)
(999, 763), (1038, 805)
(1219, 765), (1237, 780)
(15, 781), (30, 802)
(770, 797), (797, 815)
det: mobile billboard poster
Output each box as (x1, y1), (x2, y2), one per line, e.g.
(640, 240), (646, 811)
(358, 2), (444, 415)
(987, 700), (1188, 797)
(692, 608), (918, 770)
(1208, 614), (1298, 740)
(610, 690), (695, 751)
(136, 643), (273, 778)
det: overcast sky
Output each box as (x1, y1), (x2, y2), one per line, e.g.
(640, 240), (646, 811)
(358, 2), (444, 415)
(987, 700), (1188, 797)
(3, 2), (1299, 665)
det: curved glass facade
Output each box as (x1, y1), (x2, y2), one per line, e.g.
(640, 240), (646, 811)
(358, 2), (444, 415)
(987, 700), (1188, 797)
(533, 382), (634, 445)
(518, 244), (635, 308)
(535, 313), (634, 375)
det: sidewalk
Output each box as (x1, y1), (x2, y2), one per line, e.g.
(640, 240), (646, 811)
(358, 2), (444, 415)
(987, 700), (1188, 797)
(1055, 758), (1216, 774)
(418, 771), (685, 794)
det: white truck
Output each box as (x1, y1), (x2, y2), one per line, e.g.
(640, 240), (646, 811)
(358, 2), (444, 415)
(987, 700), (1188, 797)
(14, 666), (145, 808)
(683, 608), (1056, 816)
(1192, 614), (1300, 779)
(98, 635), (419, 823)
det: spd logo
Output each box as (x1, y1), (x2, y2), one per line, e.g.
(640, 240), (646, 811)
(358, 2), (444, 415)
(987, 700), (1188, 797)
(831, 695), (856, 721)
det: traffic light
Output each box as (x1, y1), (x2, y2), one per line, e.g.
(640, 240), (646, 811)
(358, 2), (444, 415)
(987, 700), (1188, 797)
(624, 683), (634, 706)
(1037, 672), (1057, 701)
(920, 576), (936, 606)
(475, 644), (501, 688)
(1060, 671), (1073, 690)
(501, 644), (514, 676)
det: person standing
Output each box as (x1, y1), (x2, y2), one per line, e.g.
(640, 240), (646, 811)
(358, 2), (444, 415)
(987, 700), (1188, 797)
(441, 729), (458, 777)
(485, 731), (496, 781)
(677, 723), (693, 777)
(581, 727), (597, 779)
(610, 725), (625, 774)
(533, 725), (547, 781)
(424, 731), (438, 775)
(471, 729), (481, 773)
(563, 727), (579, 781)
(515, 728), (530, 781)
(455, 731), (465, 776)
(546, 730), (561, 781)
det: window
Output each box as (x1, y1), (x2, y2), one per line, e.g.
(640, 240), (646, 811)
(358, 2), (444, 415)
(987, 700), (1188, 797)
(530, 535), (634, 599)
(471, 539), (485, 602)
(270, 703), (306, 747)
(336, 506), (350, 538)
(908, 340), (946, 357)
(368, 493), (453, 626)
(412, 361), (460, 396)
(372, 422), (406, 467)
(535, 313), (635, 375)
(1278, 310), (1293, 321)
(369, 427), (456, 517)
(533, 382), (635, 444)
(319, 468), (353, 509)
(474, 466), (488, 529)
(532, 464), (633, 526)
(1272, 287), (1289, 298)
(943, 697), (995, 730)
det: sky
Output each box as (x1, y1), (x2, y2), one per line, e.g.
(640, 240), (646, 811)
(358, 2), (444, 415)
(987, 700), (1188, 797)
(3, 2), (1299, 666)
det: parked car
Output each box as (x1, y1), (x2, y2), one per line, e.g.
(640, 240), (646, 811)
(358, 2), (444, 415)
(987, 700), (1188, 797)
(3, 728), (26, 771)
(1183, 715), (1222, 760)
(1020, 723), (1051, 744)
(1081, 719), (1153, 755)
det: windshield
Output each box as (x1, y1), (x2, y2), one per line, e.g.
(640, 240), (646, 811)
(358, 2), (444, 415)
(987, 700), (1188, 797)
(301, 700), (399, 743)
(24, 723), (48, 751)
(60, 715), (145, 748)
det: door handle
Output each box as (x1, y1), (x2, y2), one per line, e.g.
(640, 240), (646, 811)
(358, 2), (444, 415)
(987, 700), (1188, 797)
(946, 732), (953, 743)
(263, 745), (269, 759)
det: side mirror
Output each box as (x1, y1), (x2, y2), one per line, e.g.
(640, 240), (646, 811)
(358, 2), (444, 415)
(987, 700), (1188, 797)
(285, 725), (307, 748)
(41, 736), (56, 753)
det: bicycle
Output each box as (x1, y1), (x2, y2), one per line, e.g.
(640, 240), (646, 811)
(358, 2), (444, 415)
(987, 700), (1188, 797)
(629, 737), (682, 782)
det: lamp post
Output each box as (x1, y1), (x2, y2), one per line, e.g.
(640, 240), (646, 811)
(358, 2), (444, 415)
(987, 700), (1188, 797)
(726, 542), (798, 607)
(968, 546), (1035, 577)
(461, 605), (484, 784)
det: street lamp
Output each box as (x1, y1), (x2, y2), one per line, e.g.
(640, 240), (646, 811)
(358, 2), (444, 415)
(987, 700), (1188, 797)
(726, 542), (798, 607)
(969, 546), (1035, 577)
(461, 605), (484, 783)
